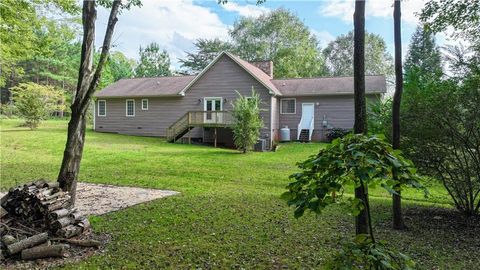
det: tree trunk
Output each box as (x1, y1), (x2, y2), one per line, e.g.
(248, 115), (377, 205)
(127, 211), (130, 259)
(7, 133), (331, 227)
(353, 0), (369, 235)
(392, 0), (405, 230)
(57, 0), (121, 205)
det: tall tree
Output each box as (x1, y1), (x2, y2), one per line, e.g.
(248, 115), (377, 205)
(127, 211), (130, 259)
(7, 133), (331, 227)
(323, 31), (394, 76)
(134, 43), (172, 77)
(179, 38), (233, 74)
(353, 0), (369, 236)
(21, 18), (81, 91)
(99, 51), (135, 89)
(57, 0), (140, 204)
(0, 0), (79, 101)
(229, 8), (326, 78)
(420, 0), (480, 50)
(392, 0), (405, 230)
(404, 26), (442, 80)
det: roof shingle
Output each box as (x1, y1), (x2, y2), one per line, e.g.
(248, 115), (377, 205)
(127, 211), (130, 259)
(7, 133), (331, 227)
(94, 76), (195, 98)
(272, 75), (386, 96)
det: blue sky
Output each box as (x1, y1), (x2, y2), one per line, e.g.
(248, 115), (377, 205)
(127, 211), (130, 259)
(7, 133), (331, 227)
(96, 0), (434, 68)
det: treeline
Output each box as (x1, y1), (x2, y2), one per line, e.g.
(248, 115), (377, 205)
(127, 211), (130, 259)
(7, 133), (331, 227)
(1, 5), (396, 109)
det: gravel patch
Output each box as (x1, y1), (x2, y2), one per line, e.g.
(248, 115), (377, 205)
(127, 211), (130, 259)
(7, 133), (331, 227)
(0, 182), (179, 216)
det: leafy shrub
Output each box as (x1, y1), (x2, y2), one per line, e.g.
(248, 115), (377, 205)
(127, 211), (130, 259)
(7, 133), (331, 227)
(10, 82), (65, 129)
(401, 66), (480, 216)
(325, 128), (351, 142)
(231, 89), (264, 153)
(326, 234), (415, 270)
(367, 98), (392, 137)
(282, 134), (425, 218)
(0, 103), (18, 117)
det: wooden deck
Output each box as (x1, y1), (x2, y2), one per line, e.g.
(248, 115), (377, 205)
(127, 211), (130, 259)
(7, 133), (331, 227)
(166, 111), (233, 146)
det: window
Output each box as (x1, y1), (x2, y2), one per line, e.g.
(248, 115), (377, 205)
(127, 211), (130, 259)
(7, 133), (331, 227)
(280, 98), (296, 114)
(98, 100), (106, 116)
(126, 99), (135, 117)
(142, 99), (148, 110)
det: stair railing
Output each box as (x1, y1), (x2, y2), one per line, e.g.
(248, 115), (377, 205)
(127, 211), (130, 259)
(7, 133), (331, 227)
(166, 112), (189, 142)
(166, 111), (233, 142)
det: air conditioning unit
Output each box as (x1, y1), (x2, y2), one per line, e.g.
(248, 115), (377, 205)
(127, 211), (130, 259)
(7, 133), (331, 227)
(254, 139), (267, 152)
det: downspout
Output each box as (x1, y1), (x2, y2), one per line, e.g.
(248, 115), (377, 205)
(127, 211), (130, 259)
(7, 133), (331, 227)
(270, 95), (275, 150)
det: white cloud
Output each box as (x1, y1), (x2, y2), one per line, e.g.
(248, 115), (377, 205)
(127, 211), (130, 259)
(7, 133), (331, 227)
(319, 0), (427, 25)
(311, 29), (336, 48)
(95, 0), (230, 67)
(221, 2), (269, 18)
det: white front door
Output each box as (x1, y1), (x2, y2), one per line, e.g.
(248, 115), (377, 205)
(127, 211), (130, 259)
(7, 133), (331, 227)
(204, 97), (223, 123)
(300, 103), (314, 130)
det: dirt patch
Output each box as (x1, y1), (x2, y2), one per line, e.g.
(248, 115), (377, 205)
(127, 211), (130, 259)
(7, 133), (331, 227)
(0, 182), (179, 216)
(74, 182), (179, 216)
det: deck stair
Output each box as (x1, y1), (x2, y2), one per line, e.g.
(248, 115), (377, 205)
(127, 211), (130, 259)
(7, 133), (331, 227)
(166, 111), (232, 143)
(298, 129), (310, 142)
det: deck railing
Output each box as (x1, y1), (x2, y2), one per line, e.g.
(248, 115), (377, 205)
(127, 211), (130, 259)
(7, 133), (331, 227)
(166, 111), (233, 141)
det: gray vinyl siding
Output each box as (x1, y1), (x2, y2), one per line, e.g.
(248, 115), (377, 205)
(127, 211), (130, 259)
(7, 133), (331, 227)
(95, 54), (272, 140)
(278, 95), (380, 141)
(271, 96), (279, 141)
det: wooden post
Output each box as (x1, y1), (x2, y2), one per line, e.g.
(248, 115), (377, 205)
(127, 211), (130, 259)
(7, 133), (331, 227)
(214, 127), (217, 148)
(188, 128), (191, 144)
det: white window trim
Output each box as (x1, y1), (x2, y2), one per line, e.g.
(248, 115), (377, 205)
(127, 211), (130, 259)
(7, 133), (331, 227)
(203, 97), (223, 111)
(141, 99), (148, 110)
(126, 99), (135, 117)
(280, 98), (296, 114)
(97, 100), (106, 117)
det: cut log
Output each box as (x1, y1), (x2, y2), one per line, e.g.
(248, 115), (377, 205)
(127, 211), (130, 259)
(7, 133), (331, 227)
(2, 235), (17, 245)
(70, 211), (85, 222)
(51, 217), (73, 230)
(52, 238), (101, 248)
(7, 232), (48, 254)
(77, 218), (90, 229)
(21, 244), (67, 260)
(33, 179), (47, 188)
(0, 206), (7, 218)
(0, 195), (8, 207)
(57, 225), (82, 239)
(44, 182), (60, 189)
(50, 208), (75, 219)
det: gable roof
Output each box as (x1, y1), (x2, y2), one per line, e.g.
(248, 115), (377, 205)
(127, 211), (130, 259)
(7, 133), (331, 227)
(178, 51), (281, 96)
(272, 75), (386, 96)
(94, 52), (387, 98)
(95, 76), (195, 98)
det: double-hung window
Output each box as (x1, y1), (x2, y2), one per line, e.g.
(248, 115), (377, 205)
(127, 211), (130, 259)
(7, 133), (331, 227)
(126, 99), (135, 117)
(280, 98), (296, 114)
(142, 99), (148, 110)
(98, 100), (106, 116)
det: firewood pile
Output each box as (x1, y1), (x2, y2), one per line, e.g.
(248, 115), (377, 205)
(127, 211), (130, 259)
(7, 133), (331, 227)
(0, 180), (99, 262)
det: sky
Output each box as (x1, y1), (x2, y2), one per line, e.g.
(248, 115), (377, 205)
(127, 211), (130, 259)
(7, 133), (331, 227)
(95, 0), (443, 69)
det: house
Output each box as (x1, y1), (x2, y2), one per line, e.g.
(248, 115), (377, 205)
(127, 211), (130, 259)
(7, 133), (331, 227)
(93, 52), (386, 150)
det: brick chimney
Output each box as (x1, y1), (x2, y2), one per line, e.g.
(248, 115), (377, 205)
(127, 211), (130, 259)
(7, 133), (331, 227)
(249, 61), (273, 78)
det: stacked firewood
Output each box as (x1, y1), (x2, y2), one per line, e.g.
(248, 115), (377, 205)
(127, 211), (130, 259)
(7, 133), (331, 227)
(0, 180), (97, 262)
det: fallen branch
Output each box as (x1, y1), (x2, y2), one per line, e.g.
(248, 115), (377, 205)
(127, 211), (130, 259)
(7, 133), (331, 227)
(50, 238), (101, 247)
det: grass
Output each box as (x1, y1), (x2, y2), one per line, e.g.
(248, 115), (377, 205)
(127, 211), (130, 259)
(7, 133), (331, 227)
(1, 119), (478, 269)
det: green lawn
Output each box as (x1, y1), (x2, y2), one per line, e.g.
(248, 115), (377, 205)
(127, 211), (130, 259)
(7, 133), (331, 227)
(1, 119), (477, 269)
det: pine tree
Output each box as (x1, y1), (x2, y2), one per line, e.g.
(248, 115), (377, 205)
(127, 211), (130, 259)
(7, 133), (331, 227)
(404, 26), (442, 79)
